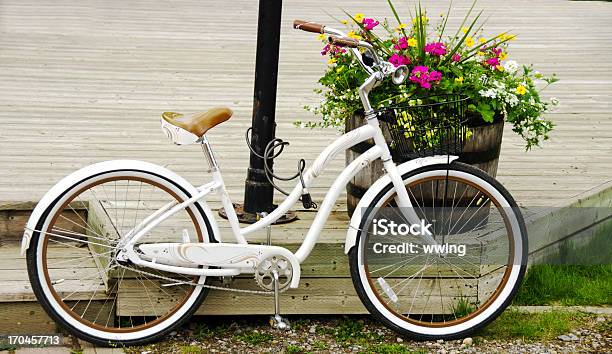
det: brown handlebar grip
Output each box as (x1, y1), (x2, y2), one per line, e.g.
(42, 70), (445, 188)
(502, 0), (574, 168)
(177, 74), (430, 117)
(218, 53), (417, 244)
(293, 19), (324, 34)
(329, 35), (359, 48)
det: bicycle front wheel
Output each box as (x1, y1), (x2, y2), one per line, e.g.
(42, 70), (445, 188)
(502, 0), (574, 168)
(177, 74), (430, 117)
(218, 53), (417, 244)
(26, 168), (212, 346)
(349, 162), (527, 340)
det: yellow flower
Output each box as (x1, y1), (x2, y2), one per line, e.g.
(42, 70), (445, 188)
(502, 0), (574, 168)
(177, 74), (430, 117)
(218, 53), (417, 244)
(465, 37), (475, 47)
(336, 66), (345, 73)
(516, 85), (527, 95)
(317, 33), (326, 41)
(479, 37), (487, 44)
(347, 31), (362, 40)
(411, 15), (428, 24)
(395, 23), (408, 32)
(499, 52), (508, 61)
(455, 76), (464, 84)
(407, 38), (418, 47)
(340, 19), (348, 25)
(477, 51), (486, 56)
(496, 65), (504, 72)
(461, 27), (469, 34)
(354, 13), (365, 22)
(327, 58), (336, 65)
(500, 33), (516, 41)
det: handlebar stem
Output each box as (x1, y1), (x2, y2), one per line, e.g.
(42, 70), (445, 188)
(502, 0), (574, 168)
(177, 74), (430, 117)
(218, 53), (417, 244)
(359, 72), (383, 114)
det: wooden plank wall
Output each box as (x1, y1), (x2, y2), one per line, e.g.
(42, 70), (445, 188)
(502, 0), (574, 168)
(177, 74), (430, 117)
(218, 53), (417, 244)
(0, 0), (610, 208)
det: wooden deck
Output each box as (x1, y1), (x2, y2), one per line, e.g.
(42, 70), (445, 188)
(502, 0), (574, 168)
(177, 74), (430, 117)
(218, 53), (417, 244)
(1, 0), (611, 331)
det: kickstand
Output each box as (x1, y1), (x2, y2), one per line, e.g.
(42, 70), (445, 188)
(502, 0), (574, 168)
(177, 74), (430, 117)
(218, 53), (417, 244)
(269, 270), (290, 330)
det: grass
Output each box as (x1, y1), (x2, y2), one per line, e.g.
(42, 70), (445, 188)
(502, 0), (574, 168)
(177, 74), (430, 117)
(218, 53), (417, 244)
(362, 343), (427, 354)
(312, 340), (328, 350)
(478, 309), (588, 341)
(330, 318), (383, 345)
(286, 344), (304, 353)
(234, 331), (274, 345)
(178, 344), (203, 354)
(514, 264), (612, 306)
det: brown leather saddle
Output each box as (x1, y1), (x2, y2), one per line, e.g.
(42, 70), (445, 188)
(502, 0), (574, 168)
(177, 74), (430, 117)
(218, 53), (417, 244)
(161, 107), (233, 137)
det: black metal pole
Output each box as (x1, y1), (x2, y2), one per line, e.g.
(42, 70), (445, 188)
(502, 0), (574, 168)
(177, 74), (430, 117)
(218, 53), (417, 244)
(243, 0), (283, 214)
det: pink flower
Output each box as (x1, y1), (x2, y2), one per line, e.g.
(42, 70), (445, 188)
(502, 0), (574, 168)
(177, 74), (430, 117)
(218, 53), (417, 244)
(491, 47), (502, 57)
(424, 42), (447, 56)
(321, 44), (346, 56)
(394, 37), (408, 50)
(411, 66), (430, 75)
(321, 44), (330, 55)
(408, 66), (442, 89)
(389, 53), (411, 67)
(362, 18), (380, 30)
(409, 66), (432, 88)
(486, 57), (500, 67)
(429, 70), (442, 81)
(452, 53), (461, 62)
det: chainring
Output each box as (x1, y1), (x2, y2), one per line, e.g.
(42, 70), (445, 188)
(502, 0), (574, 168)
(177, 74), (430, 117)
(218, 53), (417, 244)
(254, 255), (293, 292)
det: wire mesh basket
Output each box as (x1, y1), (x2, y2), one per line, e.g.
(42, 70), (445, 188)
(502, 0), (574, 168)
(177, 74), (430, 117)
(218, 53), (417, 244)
(375, 94), (470, 162)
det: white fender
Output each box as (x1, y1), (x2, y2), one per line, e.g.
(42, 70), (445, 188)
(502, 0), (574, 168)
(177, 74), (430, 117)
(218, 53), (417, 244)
(344, 156), (459, 254)
(21, 160), (221, 255)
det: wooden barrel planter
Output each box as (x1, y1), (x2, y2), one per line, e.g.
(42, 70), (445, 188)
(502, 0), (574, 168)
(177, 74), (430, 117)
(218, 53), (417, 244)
(345, 112), (504, 217)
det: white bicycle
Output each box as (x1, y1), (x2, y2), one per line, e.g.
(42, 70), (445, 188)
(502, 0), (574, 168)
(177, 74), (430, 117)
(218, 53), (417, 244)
(22, 20), (527, 346)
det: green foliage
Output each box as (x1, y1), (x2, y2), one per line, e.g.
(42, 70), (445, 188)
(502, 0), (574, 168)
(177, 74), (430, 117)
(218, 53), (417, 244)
(452, 296), (476, 317)
(479, 310), (588, 340)
(298, 0), (558, 150)
(286, 344), (304, 353)
(234, 331), (274, 345)
(193, 322), (229, 341)
(362, 343), (415, 354)
(514, 264), (612, 306)
(333, 318), (383, 344)
(312, 340), (328, 350)
(179, 344), (204, 354)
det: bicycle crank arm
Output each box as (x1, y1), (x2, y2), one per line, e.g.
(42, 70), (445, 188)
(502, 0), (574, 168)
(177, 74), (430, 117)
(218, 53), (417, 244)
(132, 243), (301, 288)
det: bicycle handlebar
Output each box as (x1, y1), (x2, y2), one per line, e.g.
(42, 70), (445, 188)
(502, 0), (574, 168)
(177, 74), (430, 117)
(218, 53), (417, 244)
(328, 35), (359, 48)
(292, 19), (390, 78)
(293, 20), (325, 34)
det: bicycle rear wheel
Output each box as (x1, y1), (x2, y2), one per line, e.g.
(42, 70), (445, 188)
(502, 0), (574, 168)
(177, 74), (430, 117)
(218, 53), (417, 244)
(26, 168), (211, 346)
(349, 162), (527, 340)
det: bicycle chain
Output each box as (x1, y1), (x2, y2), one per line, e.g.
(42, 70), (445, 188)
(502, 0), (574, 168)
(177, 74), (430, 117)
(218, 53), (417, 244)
(114, 262), (279, 296)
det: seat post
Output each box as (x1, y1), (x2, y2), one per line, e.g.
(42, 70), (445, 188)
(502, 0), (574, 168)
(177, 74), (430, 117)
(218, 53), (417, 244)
(200, 135), (219, 172)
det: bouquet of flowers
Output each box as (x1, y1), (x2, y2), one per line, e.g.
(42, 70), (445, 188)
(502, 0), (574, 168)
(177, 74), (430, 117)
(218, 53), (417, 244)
(297, 0), (559, 150)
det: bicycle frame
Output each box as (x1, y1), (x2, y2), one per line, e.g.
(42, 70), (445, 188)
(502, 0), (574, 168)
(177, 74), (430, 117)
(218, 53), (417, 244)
(120, 26), (435, 269)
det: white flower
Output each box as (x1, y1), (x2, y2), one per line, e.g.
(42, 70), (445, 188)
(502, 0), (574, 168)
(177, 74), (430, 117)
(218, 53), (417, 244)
(479, 88), (497, 99)
(506, 94), (519, 107)
(299, 122), (306, 129)
(493, 80), (506, 90)
(503, 60), (519, 74)
(550, 97), (560, 106)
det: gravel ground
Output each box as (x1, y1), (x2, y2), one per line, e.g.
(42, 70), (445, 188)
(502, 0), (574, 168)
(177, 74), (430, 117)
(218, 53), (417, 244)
(116, 313), (611, 354)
